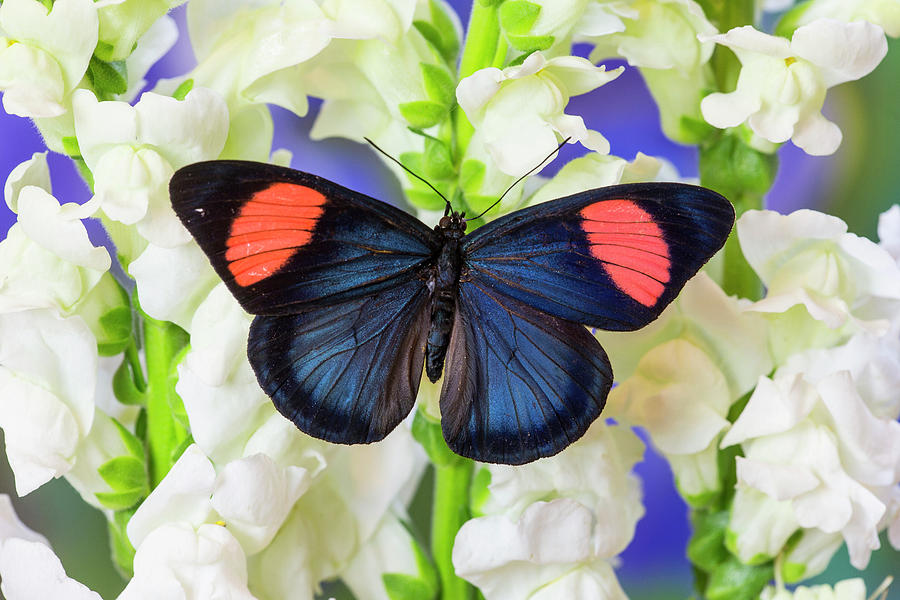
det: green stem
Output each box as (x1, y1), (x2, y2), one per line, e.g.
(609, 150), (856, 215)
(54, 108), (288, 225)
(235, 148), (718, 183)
(455, 1), (505, 158)
(142, 314), (190, 487)
(432, 459), (474, 600)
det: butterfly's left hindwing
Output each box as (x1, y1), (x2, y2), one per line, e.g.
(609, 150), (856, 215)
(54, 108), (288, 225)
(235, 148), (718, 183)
(170, 160), (439, 315)
(463, 183), (734, 331)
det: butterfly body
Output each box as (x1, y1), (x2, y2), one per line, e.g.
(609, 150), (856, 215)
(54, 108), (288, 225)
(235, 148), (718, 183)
(170, 160), (734, 465)
(426, 212), (467, 382)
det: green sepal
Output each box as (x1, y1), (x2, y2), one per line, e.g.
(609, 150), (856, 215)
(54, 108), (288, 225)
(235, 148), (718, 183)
(505, 50), (537, 68)
(423, 138), (455, 181)
(107, 507), (136, 578)
(93, 41), (117, 63)
(506, 34), (553, 53)
(459, 159), (486, 195)
(413, 0), (460, 63)
(399, 101), (449, 129)
(173, 79), (194, 101)
(420, 63), (456, 108)
(170, 433), (195, 465)
(705, 556), (773, 600)
(61, 136), (81, 158)
(113, 356), (147, 406)
(95, 489), (146, 511)
(36, 0), (53, 12)
(382, 533), (439, 600)
(111, 417), (145, 461)
(781, 561), (806, 583)
(699, 132), (777, 210)
(687, 510), (730, 573)
(478, 0), (504, 6)
(407, 189), (450, 211)
(98, 456), (147, 492)
(412, 408), (460, 467)
(415, 21), (446, 56)
(499, 1), (541, 35)
(73, 157), (94, 191)
(678, 115), (717, 146)
(96, 307), (133, 356)
(468, 467), (492, 517)
(87, 55), (128, 100)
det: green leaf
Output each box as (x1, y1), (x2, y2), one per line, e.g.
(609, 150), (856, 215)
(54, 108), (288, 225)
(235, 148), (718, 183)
(499, 1), (541, 35)
(87, 55), (128, 99)
(687, 510), (730, 573)
(98, 456), (147, 492)
(506, 34), (554, 53)
(420, 63), (455, 107)
(97, 306), (133, 356)
(383, 574), (435, 600)
(705, 556), (773, 600)
(61, 136), (81, 158)
(412, 409), (460, 467)
(108, 508), (136, 577)
(423, 138), (455, 181)
(95, 489), (145, 511)
(173, 79), (194, 101)
(398, 101), (449, 129)
(459, 159), (486, 195)
(111, 417), (145, 461)
(113, 356), (147, 406)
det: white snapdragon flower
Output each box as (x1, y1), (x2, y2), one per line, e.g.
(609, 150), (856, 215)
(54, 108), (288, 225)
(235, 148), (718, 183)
(72, 87), (229, 250)
(721, 371), (900, 573)
(738, 209), (900, 362)
(760, 578), (869, 600)
(0, 495), (102, 599)
(878, 204), (900, 266)
(457, 52), (622, 176)
(454, 423), (642, 599)
(120, 14), (180, 102)
(577, 0), (718, 144)
(597, 274), (772, 504)
(700, 20), (888, 155)
(120, 522), (257, 600)
(0, 0), (97, 119)
(788, 0), (900, 38)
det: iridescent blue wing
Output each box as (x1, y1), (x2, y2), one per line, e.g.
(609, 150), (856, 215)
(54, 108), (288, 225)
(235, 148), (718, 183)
(462, 183), (734, 331)
(170, 160), (439, 315)
(247, 276), (430, 444)
(440, 279), (612, 464)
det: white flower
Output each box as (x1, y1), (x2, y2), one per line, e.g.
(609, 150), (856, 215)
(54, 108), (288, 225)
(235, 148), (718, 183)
(72, 87), (229, 249)
(738, 209), (900, 361)
(457, 52), (622, 176)
(789, 0), (900, 38)
(454, 499), (627, 600)
(577, 0), (718, 143)
(700, 20), (888, 155)
(120, 14), (180, 102)
(760, 578), (868, 600)
(120, 522), (257, 600)
(0, 495), (101, 600)
(721, 371), (900, 571)
(0, 0), (98, 118)
(0, 310), (98, 495)
(454, 423), (641, 599)
(3, 151), (49, 213)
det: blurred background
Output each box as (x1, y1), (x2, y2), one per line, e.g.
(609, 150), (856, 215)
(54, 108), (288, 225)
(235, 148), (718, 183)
(0, 2), (897, 598)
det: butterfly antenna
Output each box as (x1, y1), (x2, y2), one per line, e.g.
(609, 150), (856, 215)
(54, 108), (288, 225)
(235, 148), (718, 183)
(467, 137), (571, 222)
(364, 137), (452, 214)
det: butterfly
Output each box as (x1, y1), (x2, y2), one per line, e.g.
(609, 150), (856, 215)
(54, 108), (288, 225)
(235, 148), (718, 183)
(169, 156), (734, 465)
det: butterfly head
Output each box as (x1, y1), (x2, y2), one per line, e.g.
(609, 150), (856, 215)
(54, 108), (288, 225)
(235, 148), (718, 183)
(439, 211), (467, 238)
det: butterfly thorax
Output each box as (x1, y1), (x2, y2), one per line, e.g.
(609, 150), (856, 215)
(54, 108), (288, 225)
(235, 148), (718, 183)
(425, 212), (467, 382)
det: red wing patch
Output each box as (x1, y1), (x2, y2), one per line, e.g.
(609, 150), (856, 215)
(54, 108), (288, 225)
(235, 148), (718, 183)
(580, 200), (671, 307)
(225, 183), (326, 286)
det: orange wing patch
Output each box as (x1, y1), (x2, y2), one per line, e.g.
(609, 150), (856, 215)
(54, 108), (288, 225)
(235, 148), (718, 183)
(226, 183), (326, 286)
(580, 200), (670, 307)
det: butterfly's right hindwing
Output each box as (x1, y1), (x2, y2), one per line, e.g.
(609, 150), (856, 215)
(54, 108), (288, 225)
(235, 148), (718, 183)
(170, 160), (440, 315)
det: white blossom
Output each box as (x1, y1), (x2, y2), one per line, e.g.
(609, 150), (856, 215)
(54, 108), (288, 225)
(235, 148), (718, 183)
(721, 371), (900, 571)
(789, 0), (900, 38)
(96, 0), (186, 62)
(0, 0), (98, 119)
(72, 87), (229, 249)
(700, 20), (888, 155)
(878, 204), (900, 266)
(0, 495), (102, 600)
(738, 209), (900, 362)
(457, 52), (622, 177)
(760, 578), (868, 600)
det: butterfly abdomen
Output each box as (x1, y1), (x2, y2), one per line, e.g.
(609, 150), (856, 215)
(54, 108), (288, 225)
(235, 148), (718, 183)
(425, 215), (467, 382)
